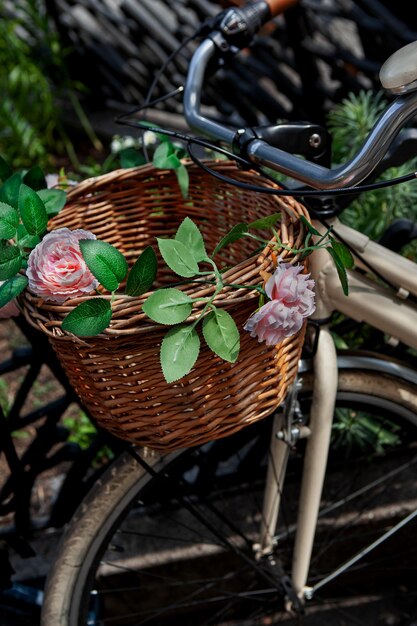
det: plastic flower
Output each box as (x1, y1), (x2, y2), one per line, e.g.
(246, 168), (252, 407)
(244, 262), (315, 346)
(27, 228), (99, 303)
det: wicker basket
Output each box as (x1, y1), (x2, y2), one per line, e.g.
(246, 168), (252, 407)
(21, 162), (310, 451)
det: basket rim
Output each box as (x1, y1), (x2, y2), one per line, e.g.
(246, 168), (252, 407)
(20, 160), (311, 341)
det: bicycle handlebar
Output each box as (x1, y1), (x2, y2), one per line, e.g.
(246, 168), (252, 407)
(184, 4), (417, 190)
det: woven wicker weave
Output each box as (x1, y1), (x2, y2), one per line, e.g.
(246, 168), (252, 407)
(22, 161), (309, 451)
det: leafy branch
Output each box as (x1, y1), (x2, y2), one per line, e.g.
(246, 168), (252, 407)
(0, 159), (66, 306)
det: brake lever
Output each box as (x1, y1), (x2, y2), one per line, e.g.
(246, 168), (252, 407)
(233, 123), (332, 166)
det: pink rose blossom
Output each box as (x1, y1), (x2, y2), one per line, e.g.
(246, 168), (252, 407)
(244, 262), (315, 346)
(265, 262), (316, 317)
(27, 227), (99, 303)
(0, 282), (20, 319)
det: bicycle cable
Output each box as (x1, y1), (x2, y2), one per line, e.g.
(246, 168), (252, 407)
(116, 112), (417, 200)
(187, 143), (417, 197)
(115, 15), (218, 161)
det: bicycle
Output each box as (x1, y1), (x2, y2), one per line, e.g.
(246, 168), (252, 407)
(40, 1), (417, 624)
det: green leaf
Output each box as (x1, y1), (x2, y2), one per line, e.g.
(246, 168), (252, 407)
(0, 275), (27, 308)
(23, 166), (47, 191)
(160, 324), (200, 383)
(18, 184), (48, 236)
(300, 215), (321, 237)
(175, 217), (207, 263)
(37, 189), (67, 216)
(61, 298), (112, 336)
(0, 173), (22, 209)
(126, 246), (157, 296)
(329, 237), (355, 269)
(79, 239), (128, 292)
(0, 156), (13, 182)
(327, 247), (349, 296)
(248, 213), (281, 230)
(202, 308), (240, 362)
(157, 238), (200, 278)
(175, 164), (189, 198)
(142, 288), (193, 325)
(119, 147), (146, 169)
(16, 224), (40, 250)
(153, 142), (176, 169)
(212, 223), (248, 257)
(0, 202), (19, 239)
(0, 245), (22, 280)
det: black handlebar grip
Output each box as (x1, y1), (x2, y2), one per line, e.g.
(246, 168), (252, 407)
(219, 2), (271, 41)
(219, 0), (299, 43)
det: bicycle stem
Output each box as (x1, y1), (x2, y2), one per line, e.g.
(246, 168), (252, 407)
(184, 37), (417, 190)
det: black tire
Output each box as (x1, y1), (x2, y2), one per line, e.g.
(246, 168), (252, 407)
(41, 359), (417, 626)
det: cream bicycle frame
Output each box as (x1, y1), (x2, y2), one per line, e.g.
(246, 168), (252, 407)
(259, 218), (417, 602)
(184, 23), (417, 609)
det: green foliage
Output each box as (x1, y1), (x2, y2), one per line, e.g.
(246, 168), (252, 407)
(63, 410), (97, 449)
(0, 3), (60, 168)
(327, 88), (417, 365)
(0, 378), (11, 416)
(153, 142), (189, 198)
(37, 188), (67, 216)
(0, 1), (101, 170)
(328, 91), (386, 164)
(157, 238), (200, 278)
(79, 240), (128, 292)
(0, 203), (20, 239)
(19, 184), (48, 236)
(63, 410), (115, 465)
(143, 289), (194, 325)
(141, 217), (249, 381)
(332, 409), (401, 456)
(139, 212), (354, 382)
(126, 246), (157, 297)
(249, 214), (281, 230)
(175, 218), (207, 263)
(0, 246), (23, 281)
(0, 275), (28, 308)
(0, 160), (57, 269)
(202, 309), (240, 363)
(341, 162), (417, 244)
(0, 158), (66, 310)
(23, 166), (47, 191)
(0, 174), (22, 209)
(212, 224), (248, 258)
(0, 156), (13, 182)
(111, 130), (189, 198)
(328, 90), (417, 247)
(161, 325), (200, 383)
(62, 299), (112, 336)
(300, 218), (354, 295)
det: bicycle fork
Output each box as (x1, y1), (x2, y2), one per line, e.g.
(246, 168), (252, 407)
(254, 327), (337, 607)
(291, 326), (338, 600)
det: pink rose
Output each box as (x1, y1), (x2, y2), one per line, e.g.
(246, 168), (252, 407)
(27, 227), (99, 303)
(0, 282), (20, 319)
(244, 262), (315, 346)
(265, 262), (316, 317)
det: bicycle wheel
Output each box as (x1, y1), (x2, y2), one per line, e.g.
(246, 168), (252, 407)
(41, 354), (417, 625)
